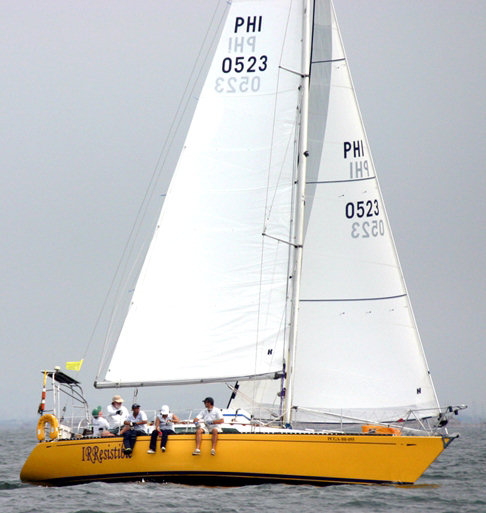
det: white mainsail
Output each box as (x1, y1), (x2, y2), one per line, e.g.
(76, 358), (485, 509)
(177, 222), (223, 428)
(99, 1), (304, 386)
(97, 0), (439, 424)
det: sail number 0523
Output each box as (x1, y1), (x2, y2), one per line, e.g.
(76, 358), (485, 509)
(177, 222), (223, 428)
(222, 55), (268, 73)
(345, 200), (379, 219)
(346, 200), (384, 238)
(351, 220), (385, 238)
(215, 76), (261, 93)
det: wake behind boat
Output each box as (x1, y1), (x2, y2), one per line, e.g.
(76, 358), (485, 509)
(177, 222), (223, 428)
(21, 0), (464, 486)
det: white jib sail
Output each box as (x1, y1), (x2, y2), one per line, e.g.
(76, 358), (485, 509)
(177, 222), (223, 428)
(102, 1), (304, 386)
(232, 0), (440, 423)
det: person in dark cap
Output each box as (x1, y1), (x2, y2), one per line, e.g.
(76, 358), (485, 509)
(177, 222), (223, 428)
(192, 397), (224, 456)
(120, 403), (148, 455)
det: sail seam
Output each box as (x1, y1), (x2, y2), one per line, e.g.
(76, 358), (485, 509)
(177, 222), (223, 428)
(307, 176), (376, 185)
(300, 294), (407, 302)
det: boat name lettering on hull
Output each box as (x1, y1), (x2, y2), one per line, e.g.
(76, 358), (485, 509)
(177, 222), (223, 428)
(328, 436), (356, 442)
(81, 444), (128, 464)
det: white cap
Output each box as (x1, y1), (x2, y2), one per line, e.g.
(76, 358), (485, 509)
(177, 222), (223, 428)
(160, 405), (170, 415)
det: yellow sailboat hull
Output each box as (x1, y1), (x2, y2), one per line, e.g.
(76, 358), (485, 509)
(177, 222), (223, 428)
(20, 432), (452, 486)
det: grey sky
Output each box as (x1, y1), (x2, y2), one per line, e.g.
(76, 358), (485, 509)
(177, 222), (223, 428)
(1, 1), (485, 421)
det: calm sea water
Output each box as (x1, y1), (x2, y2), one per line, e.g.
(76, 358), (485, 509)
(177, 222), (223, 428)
(1, 424), (484, 513)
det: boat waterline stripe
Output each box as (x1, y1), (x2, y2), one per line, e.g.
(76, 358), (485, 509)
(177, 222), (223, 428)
(40, 469), (410, 487)
(307, 176), (376, 185)
(300, 294), (407, 303)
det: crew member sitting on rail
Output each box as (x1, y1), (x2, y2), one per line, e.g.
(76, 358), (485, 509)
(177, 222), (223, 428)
(91, 407), (114, 437)
(106, 395), (129, 435)
(192, 396), (224, 456)
(121, 403), (148, 455)
(147, 404), (180, 454)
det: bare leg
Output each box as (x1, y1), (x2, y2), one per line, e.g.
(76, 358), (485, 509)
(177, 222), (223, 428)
(211, 429), (218, 450)
(195, 427), (203, 450)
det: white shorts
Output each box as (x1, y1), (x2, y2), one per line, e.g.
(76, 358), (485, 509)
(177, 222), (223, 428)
(197, 422), (222, 433)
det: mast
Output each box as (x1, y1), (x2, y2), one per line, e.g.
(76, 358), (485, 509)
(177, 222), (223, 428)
(284, 0), (313, 426)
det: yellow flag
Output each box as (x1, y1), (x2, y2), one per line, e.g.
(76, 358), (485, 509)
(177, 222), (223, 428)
(66, 359), (84, 371)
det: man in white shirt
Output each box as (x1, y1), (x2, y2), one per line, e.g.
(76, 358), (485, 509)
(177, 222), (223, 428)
(121, 403), (148, 455)
(106, 395), (129, 435)
(192, 397), (224, 456)
(91, 407), (113, 437)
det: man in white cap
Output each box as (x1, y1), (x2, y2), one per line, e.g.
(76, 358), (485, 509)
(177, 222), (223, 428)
(106, 395), (129, 435)
(147, 405), (180, 453)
